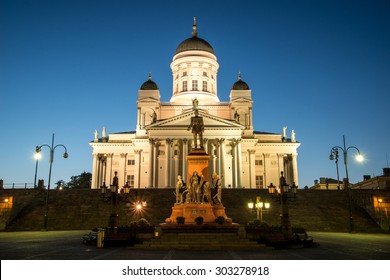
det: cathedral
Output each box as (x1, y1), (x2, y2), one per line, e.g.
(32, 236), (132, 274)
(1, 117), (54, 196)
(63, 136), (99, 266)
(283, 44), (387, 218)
(89, 19), (300, 190)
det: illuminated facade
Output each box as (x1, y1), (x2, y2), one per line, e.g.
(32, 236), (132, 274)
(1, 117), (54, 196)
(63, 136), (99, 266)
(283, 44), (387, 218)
(89, 20), (300, 190)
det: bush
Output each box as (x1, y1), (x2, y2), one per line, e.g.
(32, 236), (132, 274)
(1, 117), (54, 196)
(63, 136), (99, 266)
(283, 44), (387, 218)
(176, 216), (185, 224)
(137, 218), (152, 231)
(215, 216), (225, 225)
(245, 220), (271, 231)
(195, 216), (204, 225)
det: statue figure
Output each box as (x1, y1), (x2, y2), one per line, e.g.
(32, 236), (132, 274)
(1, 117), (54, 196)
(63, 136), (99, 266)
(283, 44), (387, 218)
(102, 127), (107, 142)
(94, 129), (98, 141)
(282, 126), (287, 138)
(111, 171), (119, 205)
(175, 175), (184, 204)
(212, 172), (222, 204)
(197, 175), (205, 203)
(151, 111), (157, 123)
(202, 181), (212, 204)
(112, 171), (119, 188)
(234, 111), (240, 122)
(291, 129), (296, 142)
(192, 98), (199, 110)
(187, 110), (204, 148)
(189, 171), (200, 203)
(279, 171), (287, 193)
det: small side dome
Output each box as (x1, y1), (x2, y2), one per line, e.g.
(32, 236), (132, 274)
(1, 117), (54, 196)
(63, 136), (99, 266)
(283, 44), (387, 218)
(231, 72), (250, 90)
(140, 73), (159, 90)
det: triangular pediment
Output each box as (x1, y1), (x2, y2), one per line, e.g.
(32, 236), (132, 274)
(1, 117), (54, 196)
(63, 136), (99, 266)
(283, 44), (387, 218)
(137, 97), (160, 102)
(230, 97), (253, 103)
(145, 110), (244, 131)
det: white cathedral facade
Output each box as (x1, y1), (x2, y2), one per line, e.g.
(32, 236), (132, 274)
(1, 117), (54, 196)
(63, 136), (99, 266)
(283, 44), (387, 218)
(90, 20), (300, 190)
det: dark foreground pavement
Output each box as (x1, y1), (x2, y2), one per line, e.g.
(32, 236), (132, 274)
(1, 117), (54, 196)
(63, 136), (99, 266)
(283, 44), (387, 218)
(0, 230), (389, 260)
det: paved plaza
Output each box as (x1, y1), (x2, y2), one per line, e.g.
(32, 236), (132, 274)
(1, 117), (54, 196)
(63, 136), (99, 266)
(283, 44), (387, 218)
(0, 230), (389, 260)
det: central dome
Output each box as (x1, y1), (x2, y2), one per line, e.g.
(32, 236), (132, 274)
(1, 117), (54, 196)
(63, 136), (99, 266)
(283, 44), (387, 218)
(174, 18), (214, 55)
(175, 36), (214, 55)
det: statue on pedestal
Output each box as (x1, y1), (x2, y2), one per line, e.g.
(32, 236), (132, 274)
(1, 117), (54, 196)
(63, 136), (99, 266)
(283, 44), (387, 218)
(187, 109), (204, 149)
(175, 175), (184, 204)
(189, 171), (201, 203)
(202, 181), (212, 204)
(212, 172), (222, 204)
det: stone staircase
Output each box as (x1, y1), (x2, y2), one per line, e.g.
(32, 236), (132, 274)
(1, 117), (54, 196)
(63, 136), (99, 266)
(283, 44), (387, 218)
(135, 231), (268, 250)
(1, 188), (384, 233)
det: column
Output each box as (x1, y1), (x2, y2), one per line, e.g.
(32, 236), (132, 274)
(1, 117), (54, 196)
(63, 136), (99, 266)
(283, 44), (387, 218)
(182, 139), (188, 182)
(137, 107), (141, 130)
(135, 149), (142, 189)
(231, 141), (237, 188)
(292, 153), (299, 186)
(120, 153), (127, 187)
(91, 153), (99, 189)
(216, 140), (221, 175)
(105, 154), (113, 187)
(203, 138), (209, 154)
(211, 143), (217, 175)
(153, 141), (159, 188)
(237, 139), (243, 188)
(172, 142), (179, 187)
(148, 139), (154, 188)
(248, 149), (256, 188)
(165, 139), (173, 187)
(220, 139), (226, 187)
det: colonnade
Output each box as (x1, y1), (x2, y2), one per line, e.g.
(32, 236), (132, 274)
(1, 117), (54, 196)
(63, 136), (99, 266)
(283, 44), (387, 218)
(91, 139), (298, 189)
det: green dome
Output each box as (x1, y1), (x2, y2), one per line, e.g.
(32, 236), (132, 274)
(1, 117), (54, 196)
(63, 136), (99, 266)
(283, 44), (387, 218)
(175, 36), (215, 55)
(232, 74), (250, 90)
(140, 74), (159, 90)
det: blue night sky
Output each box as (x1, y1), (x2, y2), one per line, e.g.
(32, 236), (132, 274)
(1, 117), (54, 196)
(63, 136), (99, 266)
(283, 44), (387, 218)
(1, 0), (389, 188)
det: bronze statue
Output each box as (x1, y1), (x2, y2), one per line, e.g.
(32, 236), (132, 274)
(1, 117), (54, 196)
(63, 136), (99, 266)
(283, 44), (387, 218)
(187, 109), (204, 148)
(175, 175), (184, 204)
(189, 171), (200, 203)
(212, 172), (222, 204)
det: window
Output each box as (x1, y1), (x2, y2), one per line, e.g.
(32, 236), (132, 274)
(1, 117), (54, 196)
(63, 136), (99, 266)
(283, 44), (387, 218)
(126, 175), (135, 188)
(127, 159), (135, 165)
(256, 176), (264, 188)
(182, 81), (187, 91)
(192, 80), (198, 91)
(255, 160), (263, 166)
(203, 71), (208, 77)
(202, 81), (207, 91)
(182, 71), (187, 77)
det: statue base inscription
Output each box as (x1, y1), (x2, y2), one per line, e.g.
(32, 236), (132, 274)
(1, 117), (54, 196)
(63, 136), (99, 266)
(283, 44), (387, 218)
(165, 203), (231, 224)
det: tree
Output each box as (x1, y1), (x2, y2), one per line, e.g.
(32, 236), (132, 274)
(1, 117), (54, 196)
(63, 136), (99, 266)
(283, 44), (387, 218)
(67, 171), (92, 189)
(55, 180), (67, 189)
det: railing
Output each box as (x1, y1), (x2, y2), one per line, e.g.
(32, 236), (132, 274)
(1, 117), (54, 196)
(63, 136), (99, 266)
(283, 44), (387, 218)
(2, 183), (35, 189)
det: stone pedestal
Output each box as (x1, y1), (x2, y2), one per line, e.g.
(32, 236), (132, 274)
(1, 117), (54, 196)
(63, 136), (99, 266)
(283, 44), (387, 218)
(166, 203), (231, 224)
(165, 147), (233, 225)
(186, 148), (211, 183)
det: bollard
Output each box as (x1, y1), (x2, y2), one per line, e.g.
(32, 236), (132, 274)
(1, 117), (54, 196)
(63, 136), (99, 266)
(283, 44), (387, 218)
(97, 228), (105, 248)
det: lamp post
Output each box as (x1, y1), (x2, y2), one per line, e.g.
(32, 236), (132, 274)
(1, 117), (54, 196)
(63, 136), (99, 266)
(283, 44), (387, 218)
(329, 135), (363, 233)
(33, 152), (42, 188)
(36, 133), (68, 231)
(329, 147), (341, 190)
(248, 196), (270, 223)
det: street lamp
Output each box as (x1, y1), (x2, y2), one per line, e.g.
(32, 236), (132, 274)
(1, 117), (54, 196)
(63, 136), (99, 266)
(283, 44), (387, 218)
(248, 196), (270, 223)
(34, 151), (42, 188)
(36, 133), (68, 231)
(329, 135), (363, 233)
(329, 147), (341, 190)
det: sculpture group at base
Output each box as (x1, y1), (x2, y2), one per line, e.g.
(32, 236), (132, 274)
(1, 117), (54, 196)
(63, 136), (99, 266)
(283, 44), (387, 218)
(175, 172), (222, 205)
